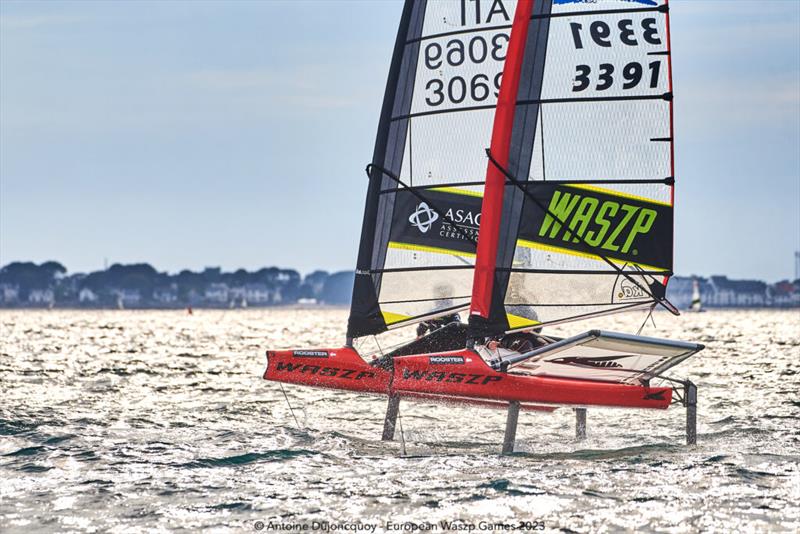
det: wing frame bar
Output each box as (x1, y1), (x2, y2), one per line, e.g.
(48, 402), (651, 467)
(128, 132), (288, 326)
(496, 329), (704, 372)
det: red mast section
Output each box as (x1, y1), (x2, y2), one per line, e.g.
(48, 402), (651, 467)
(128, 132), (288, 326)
(470, 0), (535, 321)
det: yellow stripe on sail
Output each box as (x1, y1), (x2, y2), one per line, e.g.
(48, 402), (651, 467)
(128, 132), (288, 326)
(388, 241), (476, 258)
(382, 311), (413, 326)
(516, 239), (668, 273)
(429, 186), (484, 198)
(564, 183), (671, 207)
(506, 313), (541, 330)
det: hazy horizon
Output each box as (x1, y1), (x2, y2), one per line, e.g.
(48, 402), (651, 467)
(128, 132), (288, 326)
(1, 1), (799, 281)
(0, 258), (796, 284)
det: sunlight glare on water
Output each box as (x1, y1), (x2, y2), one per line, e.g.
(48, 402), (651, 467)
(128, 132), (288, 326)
(1, 308), (798, 532)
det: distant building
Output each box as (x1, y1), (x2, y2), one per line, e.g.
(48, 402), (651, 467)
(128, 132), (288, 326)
(769, 281), (800, 308)
(79, 288), (98, 303)
(244, 283), (272, 304)
(708, 276), (767, 307)
(203, 267), (222, 278)
(304, 271), (329, 296)
(28, 289), (54, 304)
(112, 289), (141, 307)
(153, 285), (178, 304)
(667, 275), (780, 309)
(228, 286), (247, 306)
(204, 283), (229, 304)
(0, 284), (19, 304)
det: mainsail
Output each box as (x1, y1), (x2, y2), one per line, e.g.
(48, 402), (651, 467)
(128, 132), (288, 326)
(470, 0), (678, 335)
(349, 0), (525, 337)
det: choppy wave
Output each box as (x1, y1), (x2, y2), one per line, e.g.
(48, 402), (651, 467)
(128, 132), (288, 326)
(0, 308), (798, 532)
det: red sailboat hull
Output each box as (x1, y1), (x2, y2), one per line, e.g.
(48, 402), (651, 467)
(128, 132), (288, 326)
(263, 347), (672, 410)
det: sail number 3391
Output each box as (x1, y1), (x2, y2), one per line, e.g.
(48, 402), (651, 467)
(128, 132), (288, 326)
(571, 17), (664, 93)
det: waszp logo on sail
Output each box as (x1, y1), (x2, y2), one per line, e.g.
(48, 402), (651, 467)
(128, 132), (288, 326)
(539, 189), (658, 255)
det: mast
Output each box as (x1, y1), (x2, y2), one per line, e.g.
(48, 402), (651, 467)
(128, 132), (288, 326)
(470, 0), (535, 333)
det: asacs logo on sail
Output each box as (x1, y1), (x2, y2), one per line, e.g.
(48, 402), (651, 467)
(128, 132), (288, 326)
(408, 202), (439, 233)
(408, 202), (481, 235)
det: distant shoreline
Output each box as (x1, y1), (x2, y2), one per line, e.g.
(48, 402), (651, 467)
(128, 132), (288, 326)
(0, 303), (352, 311)
(0, 306), (795, 313)
(2, 261), (798, 310)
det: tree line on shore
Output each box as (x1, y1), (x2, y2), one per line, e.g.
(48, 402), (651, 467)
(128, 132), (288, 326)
(2, 261), (797, 310)
(0, 261), (355, 308)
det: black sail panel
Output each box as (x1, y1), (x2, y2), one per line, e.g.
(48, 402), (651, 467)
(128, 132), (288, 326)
(349, 0), (422, 338)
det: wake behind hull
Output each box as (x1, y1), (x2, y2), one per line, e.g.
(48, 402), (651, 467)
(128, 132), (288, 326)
(264, 347), (672, 410)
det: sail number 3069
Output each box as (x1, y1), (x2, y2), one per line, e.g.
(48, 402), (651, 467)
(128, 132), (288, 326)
(424, 34), (508, 107)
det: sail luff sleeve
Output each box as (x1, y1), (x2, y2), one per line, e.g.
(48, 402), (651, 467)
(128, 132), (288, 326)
(470, 0), (535, 329)
(664, 0), (675, 288)
(348, 0), (418, 339)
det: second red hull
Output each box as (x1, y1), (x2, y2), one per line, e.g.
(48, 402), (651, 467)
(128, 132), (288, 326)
(264, 347), (672, 410)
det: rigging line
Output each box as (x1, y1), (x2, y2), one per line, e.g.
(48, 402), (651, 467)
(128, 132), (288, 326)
(408, 118), (413, 187)
(538, 4), (552, 183)
(279, 382), (302, 430)
(630, 262), (661, 289)
(540, 103), (547, 182)
(403, 4), (664, 45)
(379, 295), (472, 305)
(397, 409), (407, 457)
(505, 301), (654, 333)
(636, 304), (656, 336)
(518, 93), (671, 106)
(385, 303), (471, 328)
(379, 177), (673, 195)
(500, 268), (671, 275)
(366, 163), (479, 248)
(533, 5), (665, 20)
(390, 93), (670, 122)
(499, 300), (654, 307)
(485, 149), (678, 316)
(374, 335), (385, 357)
(373, 265), (476, 274)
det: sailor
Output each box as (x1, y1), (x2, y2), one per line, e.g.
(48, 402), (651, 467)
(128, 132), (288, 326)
(416, 283), (461, 338)
(416, 312), (461, 338)
(487, 330), (545, 354)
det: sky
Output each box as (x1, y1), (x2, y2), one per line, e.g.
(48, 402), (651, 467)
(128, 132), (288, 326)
(0, 0), (798, 281)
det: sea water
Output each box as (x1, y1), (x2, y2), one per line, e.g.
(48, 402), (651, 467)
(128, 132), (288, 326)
(1, 308), (798, 532)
